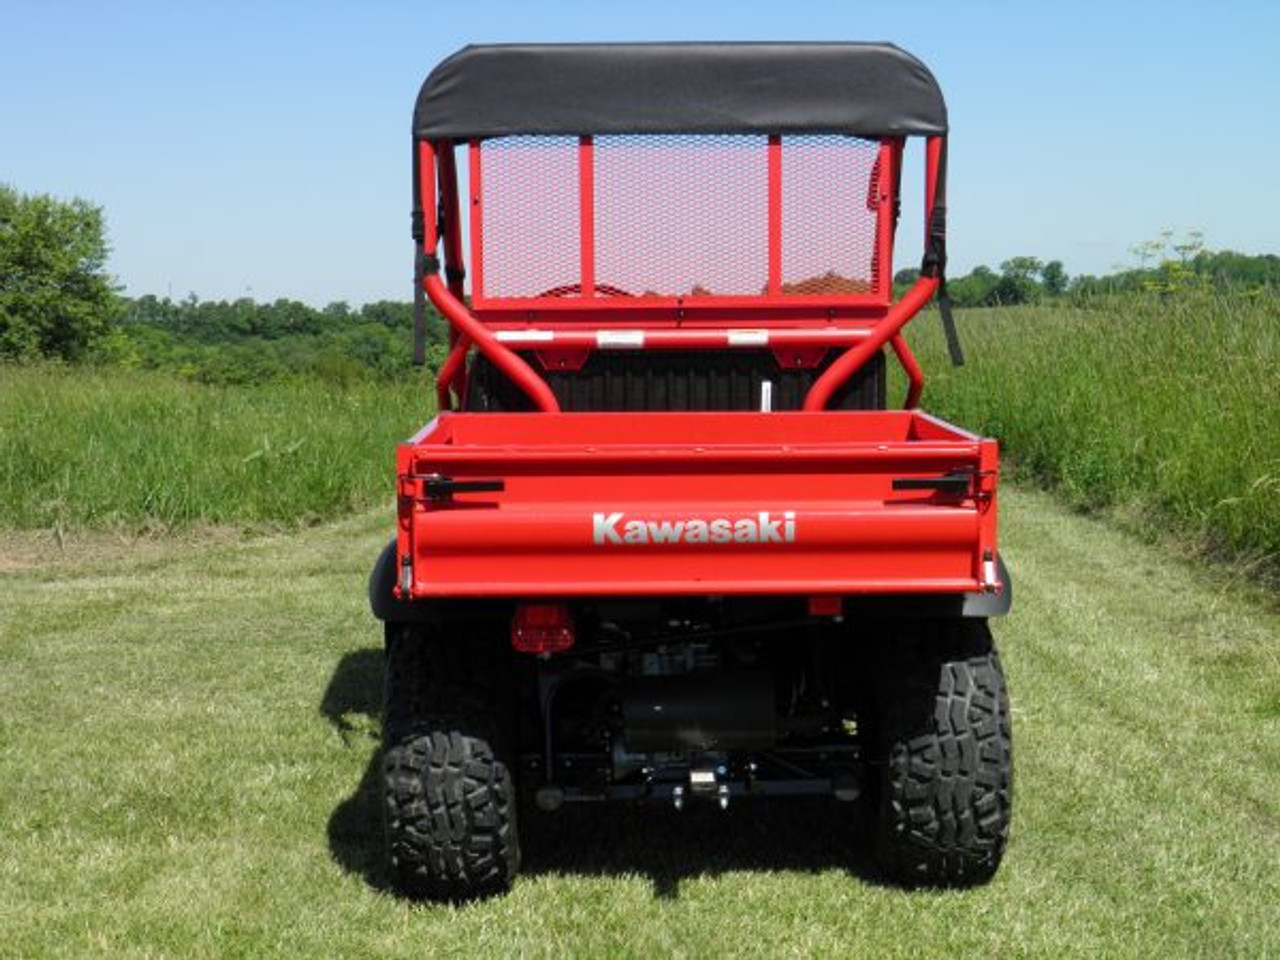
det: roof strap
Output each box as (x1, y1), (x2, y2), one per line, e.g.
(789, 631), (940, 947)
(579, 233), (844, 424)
(413, 248), (427, 367)
(938, 280), (965, 367)
(920, 150), (965, 367)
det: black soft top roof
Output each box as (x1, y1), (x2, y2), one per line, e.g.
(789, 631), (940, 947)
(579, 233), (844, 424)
(414, 42), (947, 140)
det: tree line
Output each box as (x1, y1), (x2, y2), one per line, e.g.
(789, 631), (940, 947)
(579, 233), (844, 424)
(1, 184), (452, 384)
(895, 235), (1280, 306)
(4, 185), (1278, 384)
(112, 294), (449, 385)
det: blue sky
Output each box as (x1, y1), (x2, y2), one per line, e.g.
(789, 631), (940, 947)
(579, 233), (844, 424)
(3, 0), (1277, 306)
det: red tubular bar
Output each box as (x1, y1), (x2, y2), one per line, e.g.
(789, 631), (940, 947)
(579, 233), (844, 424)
(579, 136), (595, 298)
(426, 274), (561, 412)
(438, 147), (466, 300)
(472, 297), (890, 319)
(873, 140), (896, 299)
(766, 135), (782, 296)
(468, 139), (485, 300)
(419, 140), (561, 413)
(802, 135), (945, 411)
(802, 275), (938, 411)
(436, 145), (470, 409)
(436, 336), (470, 411)
(491, 328), (873, 349)
(889, 334), (924, 409)
(925, 135), (943, 248)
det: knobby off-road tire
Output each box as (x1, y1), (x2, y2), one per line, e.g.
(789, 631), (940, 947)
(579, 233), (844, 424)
(381, 624), (519, 900)
(864, 618), (1012, 887)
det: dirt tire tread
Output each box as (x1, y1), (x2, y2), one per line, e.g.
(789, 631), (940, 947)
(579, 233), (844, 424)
(382, 625), (519, 900)
(868, 618), (1013, 886)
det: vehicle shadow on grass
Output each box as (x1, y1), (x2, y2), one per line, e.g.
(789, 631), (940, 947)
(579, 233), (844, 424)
(322, 647), (390, 893)
(322, 647), (886, 901)
(519, 800), (883, 900)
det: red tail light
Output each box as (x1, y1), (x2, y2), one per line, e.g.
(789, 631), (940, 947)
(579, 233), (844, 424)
(808, 595), (844, 618)
(512, 603), (575, 654)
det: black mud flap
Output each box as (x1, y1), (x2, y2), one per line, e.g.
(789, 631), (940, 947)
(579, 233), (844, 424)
(838, 554), (1013, 619)
(369, 539), (423, 622)
(960, 554), (1012, 617)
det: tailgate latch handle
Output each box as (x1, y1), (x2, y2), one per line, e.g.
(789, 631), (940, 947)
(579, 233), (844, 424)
(892, 471), (972, 494)
(419, 475), (506, 500)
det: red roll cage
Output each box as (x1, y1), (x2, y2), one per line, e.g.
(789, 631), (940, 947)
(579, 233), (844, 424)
(413, 45), (950, 415)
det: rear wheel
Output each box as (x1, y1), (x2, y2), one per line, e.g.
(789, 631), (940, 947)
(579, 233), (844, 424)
(862, 618), (1012, 886)
(381, 624), (520, 900)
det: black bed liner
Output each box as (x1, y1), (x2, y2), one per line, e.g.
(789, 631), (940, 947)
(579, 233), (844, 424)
(415, 42), (947, 139)
(464, 349), (887, 414)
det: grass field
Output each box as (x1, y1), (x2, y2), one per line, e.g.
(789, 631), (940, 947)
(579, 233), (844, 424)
(6, 289), (1277, 592)
(4, 288), (1277, 585)
(2, 488), (1277, 958)
(907, 290), (1280, 579)
(0, 365), (428, 530)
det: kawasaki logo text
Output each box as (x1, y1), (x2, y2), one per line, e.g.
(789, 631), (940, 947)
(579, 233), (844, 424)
(592, 511), (797, 546)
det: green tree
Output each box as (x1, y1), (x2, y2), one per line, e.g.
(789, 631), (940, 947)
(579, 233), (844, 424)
(990, 257), (1046, 305)
(0, 184), (120, 360)
(946, 265), (1000, 307)
(998, 256), (1044, 282)
(1041, 260), (1068, 296)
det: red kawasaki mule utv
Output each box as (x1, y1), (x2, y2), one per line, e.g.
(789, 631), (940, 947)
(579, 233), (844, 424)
(370, 43), (1012, 899)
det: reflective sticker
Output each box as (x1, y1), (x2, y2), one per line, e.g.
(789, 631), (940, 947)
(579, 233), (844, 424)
(596, 330), (645, 348)
(494, 329), (555, 343)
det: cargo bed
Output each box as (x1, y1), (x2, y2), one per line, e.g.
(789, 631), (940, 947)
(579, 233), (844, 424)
(395, 410), (1000, 598)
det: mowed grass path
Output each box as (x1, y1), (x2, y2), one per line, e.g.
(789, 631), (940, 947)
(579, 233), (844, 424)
(1, 489), (1277, 958)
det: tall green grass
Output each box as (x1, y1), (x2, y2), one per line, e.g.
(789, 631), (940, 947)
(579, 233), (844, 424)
(0, 366), (430, 529)
(907, 290), (1280, 573)
(4, 290), (1277, 578)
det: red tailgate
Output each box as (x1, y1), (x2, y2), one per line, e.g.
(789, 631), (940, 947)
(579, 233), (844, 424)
(396, 410), (999, 598)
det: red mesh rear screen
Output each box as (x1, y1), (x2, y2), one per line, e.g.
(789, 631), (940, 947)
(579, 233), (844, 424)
(474, 134), (884, 301)
(782, 136), (882, 295)
(478, 136), (580, 299)
(595, 135), (768, 297)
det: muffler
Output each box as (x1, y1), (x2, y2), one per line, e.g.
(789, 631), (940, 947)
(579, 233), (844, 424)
(620, 671), (775, 752)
